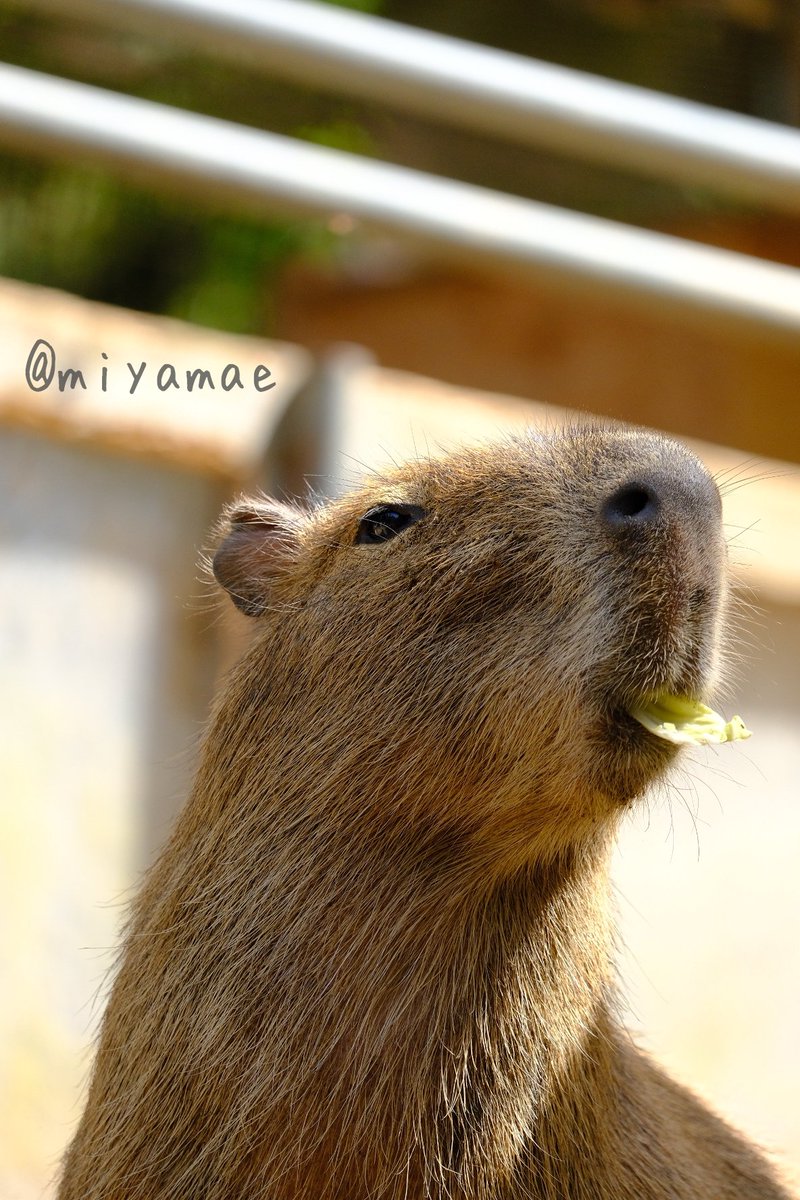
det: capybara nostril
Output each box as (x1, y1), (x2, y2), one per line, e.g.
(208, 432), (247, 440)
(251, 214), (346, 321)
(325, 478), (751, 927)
(602, 481), (661, 528)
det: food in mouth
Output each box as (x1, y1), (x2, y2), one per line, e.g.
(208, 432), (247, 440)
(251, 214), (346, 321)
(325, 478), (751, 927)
(630, 694), (751, 746)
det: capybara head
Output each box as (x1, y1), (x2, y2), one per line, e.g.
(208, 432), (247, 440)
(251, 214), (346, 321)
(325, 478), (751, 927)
(212, 425), (725, 875)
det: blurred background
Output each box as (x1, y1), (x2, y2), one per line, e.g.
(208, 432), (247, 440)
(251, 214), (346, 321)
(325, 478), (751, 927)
(0, 0), (798, 1196)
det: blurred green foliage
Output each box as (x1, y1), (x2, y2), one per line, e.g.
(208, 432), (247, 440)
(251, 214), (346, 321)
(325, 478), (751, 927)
(0, 0), (382, 333)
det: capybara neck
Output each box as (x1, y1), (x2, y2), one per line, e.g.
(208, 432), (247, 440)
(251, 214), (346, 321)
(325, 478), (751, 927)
(87, 720), (618, 1199)
(143, 660), (620, 1197)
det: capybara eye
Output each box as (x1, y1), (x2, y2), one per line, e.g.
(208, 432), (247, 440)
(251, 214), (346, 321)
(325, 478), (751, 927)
(355, 504), (427, 545)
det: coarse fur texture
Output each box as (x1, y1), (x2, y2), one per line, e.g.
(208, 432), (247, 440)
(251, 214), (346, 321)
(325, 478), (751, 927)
(58, 426), (791, 1199)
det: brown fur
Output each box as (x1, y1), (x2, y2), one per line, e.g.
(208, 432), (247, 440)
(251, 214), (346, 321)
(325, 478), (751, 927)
(58, 427), (790, 1199)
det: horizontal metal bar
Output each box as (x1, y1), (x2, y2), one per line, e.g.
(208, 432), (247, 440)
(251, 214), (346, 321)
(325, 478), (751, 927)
(3, 64), (800, 343)
(19, 0), (800, 214)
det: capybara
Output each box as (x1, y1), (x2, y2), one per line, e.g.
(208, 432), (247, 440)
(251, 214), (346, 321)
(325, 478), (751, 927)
(58, 427), (791, 1199)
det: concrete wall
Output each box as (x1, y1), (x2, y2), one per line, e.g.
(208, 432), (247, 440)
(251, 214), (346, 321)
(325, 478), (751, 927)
(0, 430), (225, 1197)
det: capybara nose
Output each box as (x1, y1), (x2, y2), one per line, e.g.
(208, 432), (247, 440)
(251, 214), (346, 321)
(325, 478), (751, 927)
(601, 456), (721, 534)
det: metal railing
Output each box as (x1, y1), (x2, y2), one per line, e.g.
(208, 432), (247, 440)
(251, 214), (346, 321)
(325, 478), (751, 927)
(21, 0), (800, 215)
(3, 2), (800, 342)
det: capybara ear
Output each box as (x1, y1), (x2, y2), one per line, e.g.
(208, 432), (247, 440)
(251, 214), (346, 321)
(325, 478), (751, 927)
(213, 497), (304, 617)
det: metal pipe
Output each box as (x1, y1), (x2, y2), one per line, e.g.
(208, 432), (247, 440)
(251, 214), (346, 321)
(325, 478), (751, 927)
(3, 64), (800, 343)
(19, 0), (800, 214)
